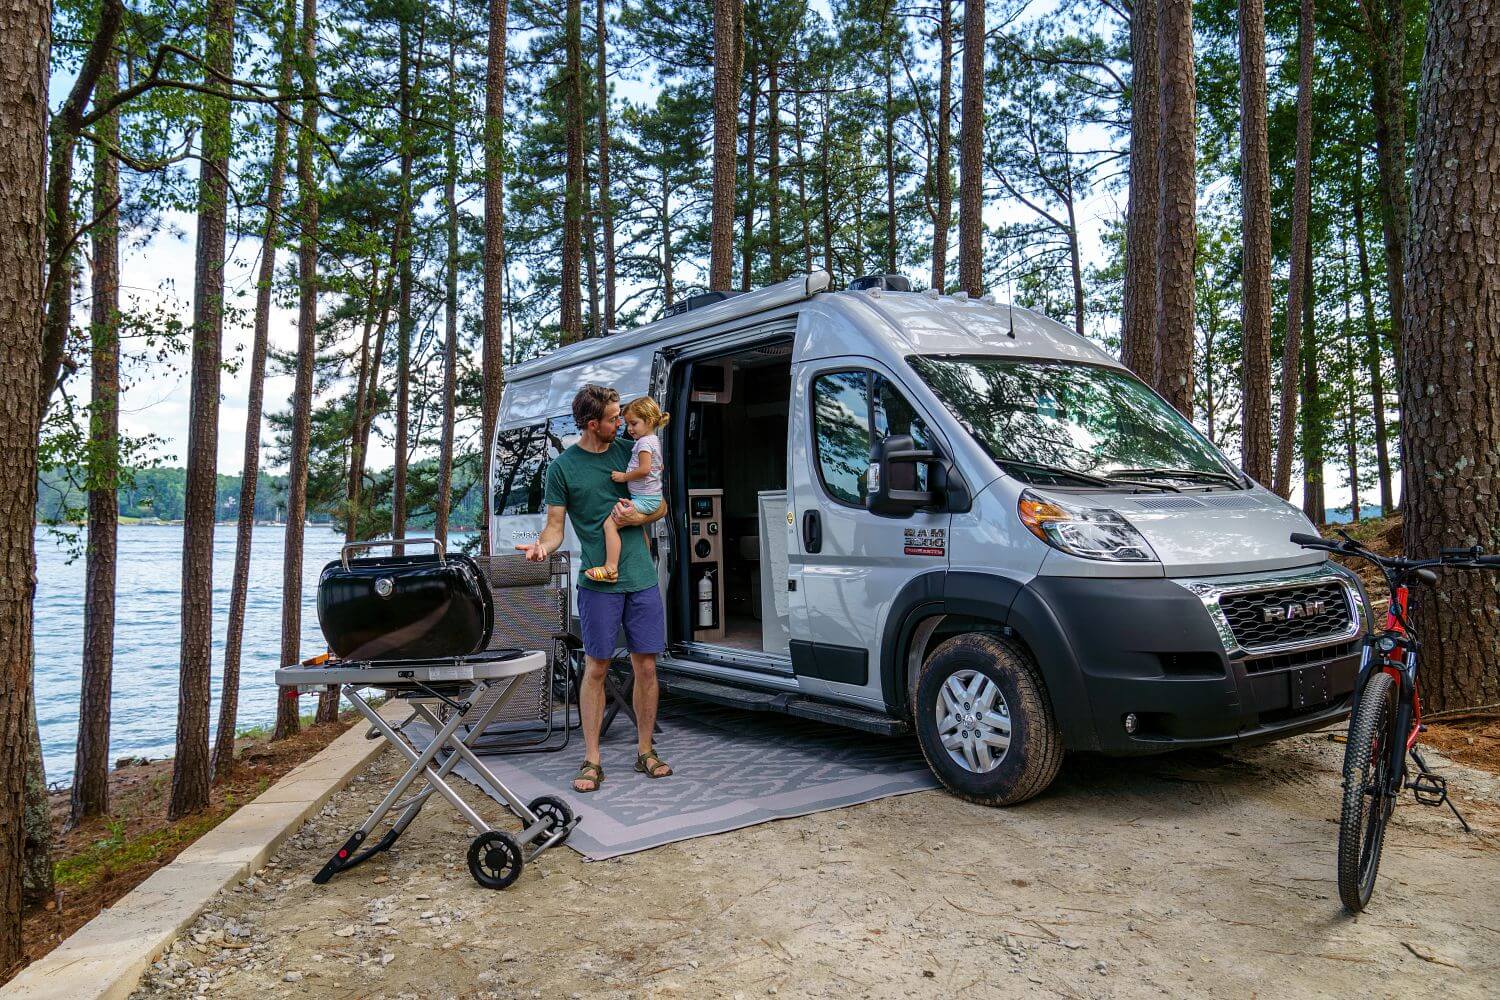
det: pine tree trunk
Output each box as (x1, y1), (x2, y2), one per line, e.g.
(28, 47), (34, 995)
(710, 0), (742, 290)
(884, 25), (897, 276)
(820, 96), (834, 279)
(660, 162), (674, 305)
(482, 0), (509, 555)
(1352, 164), (1394, 513)
(1341, 265), (1360, 522)
(275, 0), (320, 742)
(768, 57), (782, 283)
(1121, 0), (1159, 384)
(1274, 0), (1315, 498)
(1152, 0), (1196, 416)
(794, 61), (812, 274)
(1400, 0), (1500, 714)
(0, 0), (49, 965)
(37, 0), (124, 415)
(1299, 246), (1324, 523)
(1365, 0), (1408, 379)
(343, 265), (381, 543)
(595, 0), (616, 327)
(741, 60), (759, 291)
(560, 0), (585, 342)
(585, 181), (601, 336)
(393, 18), (416, 542)
(1064, 165), (1084, 336)
(957, 0), (984, 297)
(73, 52), (121, 822)
(932, 0), (953, 292)
(1237, 0), (1273, 484)
(437, 0), (459, 546)
(218, 0), (296, 776)
(171, 0), (236, 819)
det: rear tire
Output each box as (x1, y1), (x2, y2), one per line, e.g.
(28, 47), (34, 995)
(914, 633), (1063, 806)
(1337, 670), (1398, 913)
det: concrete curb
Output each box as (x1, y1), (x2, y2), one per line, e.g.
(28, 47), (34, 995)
(2, 702), (403, 1000)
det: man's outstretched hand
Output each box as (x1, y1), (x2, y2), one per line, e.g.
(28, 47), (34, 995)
(515, 540), (547, 562)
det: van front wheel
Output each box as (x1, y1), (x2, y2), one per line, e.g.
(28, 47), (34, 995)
(914, 633), (1063, 806)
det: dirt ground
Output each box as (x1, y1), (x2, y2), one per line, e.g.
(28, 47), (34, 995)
(13, 714), (360, 983)
(128, 725), (1500, 1000)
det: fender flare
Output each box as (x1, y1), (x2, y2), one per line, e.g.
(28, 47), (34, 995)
(879, 570), (1102, 751)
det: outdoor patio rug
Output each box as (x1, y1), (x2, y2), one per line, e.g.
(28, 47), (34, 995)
(447, 695), (941, 860)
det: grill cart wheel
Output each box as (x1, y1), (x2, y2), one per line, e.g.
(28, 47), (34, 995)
(528, 795), (575, 844)
(467, 831), (524, 890)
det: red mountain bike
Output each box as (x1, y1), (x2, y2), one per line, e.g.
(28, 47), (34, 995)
(1290, 531), (1492, 911)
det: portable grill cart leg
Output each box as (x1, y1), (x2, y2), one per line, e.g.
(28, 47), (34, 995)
(313, 680), (512, 883)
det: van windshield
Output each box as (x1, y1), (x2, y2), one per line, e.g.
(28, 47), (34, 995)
(909, 356), (1239, 487)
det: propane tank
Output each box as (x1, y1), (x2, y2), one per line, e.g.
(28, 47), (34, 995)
(697, 570), (715, 628)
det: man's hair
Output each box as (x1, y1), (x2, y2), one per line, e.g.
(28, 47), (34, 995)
(572, 384), (620, 429)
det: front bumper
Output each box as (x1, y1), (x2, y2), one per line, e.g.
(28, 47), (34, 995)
(1014, 567), (1366, 754)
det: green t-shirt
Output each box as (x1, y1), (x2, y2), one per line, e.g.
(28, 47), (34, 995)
(543, 439), (658, 593)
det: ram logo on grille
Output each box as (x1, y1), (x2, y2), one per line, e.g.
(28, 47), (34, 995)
(1262, 597), (1329, 623)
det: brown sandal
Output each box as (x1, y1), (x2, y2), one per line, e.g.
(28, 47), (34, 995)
(635, 747), (672, 779)
(572, 760), (604, 793)
(583, 566), (618, 583)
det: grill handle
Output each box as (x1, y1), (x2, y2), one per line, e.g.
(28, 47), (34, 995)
(340, 537), (446, 571)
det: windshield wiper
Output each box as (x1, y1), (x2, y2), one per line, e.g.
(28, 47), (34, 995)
(1108, 467), (1244, 488)
(999, 458), (1179, 492)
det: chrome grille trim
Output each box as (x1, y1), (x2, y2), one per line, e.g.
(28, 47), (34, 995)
(1174, 567), (1365, 657)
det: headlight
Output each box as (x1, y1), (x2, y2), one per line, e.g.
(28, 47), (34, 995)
(1017, 489), (1158, 562)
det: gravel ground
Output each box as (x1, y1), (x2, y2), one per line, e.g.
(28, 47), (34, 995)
(129, 728), (1500, 1000)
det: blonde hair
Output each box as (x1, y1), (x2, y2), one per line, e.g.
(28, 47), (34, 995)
(623, 396), (671, 432)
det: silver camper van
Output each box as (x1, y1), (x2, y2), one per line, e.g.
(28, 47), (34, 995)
(489, 272), (1366, 804)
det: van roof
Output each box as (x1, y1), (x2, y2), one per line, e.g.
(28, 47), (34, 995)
(501, 270), (1122, 390)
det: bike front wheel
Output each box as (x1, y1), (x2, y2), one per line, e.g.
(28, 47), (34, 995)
(1337, 670), (1399, 912)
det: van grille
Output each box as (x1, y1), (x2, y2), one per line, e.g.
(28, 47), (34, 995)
(1219, 580), (1354, 652)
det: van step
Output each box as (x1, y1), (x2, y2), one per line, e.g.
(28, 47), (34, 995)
(658, 673), (789, 712)
(785, 699), (910, 737)
(658, 671), (909, 737)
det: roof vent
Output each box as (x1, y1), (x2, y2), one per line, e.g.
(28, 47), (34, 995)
(662, 289), (744, 319)
(850, 273), (912, 293)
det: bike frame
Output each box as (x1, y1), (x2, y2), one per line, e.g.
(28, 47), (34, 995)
(1354, 581), (1421, 802)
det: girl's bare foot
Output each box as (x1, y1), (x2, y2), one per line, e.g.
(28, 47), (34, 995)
(583, 565), (619, 583)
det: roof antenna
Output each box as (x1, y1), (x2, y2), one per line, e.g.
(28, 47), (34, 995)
(1004, 271), (1016, 339)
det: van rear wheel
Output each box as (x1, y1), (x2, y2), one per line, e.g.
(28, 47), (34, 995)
(914, 633), (1063, 806)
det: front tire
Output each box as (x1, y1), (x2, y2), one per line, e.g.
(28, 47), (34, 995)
(914, 633), (1063, 806)
(1337, 670), (1398, 912)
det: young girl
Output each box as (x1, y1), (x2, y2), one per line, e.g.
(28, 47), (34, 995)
(584, 396), (669, 583)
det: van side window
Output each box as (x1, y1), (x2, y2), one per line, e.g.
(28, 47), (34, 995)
(812, 371), (872, 506)
(873, 375), (931, 490)
(546, 414), (581, 457)
(492, 425), (548, 515)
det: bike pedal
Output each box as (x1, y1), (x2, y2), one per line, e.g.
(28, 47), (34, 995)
(1408, 772), (1448, 807)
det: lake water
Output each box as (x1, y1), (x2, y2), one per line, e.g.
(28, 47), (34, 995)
(34, 523), (357, 787)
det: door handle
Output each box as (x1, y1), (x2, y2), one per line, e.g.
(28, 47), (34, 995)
(802, 510), (822, 554)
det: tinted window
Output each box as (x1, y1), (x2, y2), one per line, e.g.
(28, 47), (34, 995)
(492, 425), (548, 515)
(873, 375), (931, 490)
(812, 371), (872, 506)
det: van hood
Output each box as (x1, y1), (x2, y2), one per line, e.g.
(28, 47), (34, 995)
(1031, 489), (1326, 578)
(1112, 491), (1325, 577)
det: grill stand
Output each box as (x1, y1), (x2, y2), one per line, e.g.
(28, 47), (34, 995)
(299, 659), (577, 889)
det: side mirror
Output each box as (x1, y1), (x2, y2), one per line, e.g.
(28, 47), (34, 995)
(867, 434), (937, 517)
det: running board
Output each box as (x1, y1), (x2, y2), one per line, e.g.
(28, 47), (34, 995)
(658, 672), (909, 737)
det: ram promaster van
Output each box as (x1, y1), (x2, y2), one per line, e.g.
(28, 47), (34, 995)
(489, 272), (1366, 804)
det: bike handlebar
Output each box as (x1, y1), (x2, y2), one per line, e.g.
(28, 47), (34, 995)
(1290, 532), (1500, 574)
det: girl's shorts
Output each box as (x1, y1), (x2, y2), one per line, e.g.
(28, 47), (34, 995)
(628, 494), (662, 515)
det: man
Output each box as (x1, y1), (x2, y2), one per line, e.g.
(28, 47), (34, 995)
(517, 385), (672, 792)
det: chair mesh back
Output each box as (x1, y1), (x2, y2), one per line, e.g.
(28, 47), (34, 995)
(467, 552), (570, 725)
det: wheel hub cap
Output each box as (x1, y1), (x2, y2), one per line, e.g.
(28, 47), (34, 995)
(937, 669), (1011, 773)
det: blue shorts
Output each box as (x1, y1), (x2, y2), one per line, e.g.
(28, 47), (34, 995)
(577, 584), (666, 660)
(627, 494), (662, 515)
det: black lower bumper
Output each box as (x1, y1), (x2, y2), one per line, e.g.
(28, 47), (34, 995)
(1011, 574), (1363, 754)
